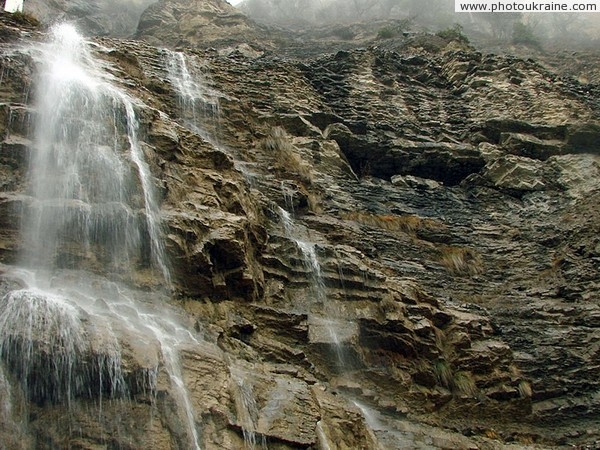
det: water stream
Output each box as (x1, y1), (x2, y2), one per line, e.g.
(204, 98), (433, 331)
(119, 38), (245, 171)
(275, 206), (353, 369)
(4, 0), (24, 13)
(164, 49), (220, 140)
(165, 49), (275, 449)
(230, 365), (267, 450)
(0, 24), (201, 449)
(25, 23), (169, 282)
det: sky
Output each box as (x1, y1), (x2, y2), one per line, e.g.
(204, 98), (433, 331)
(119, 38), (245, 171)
(228, 0), (243, 5)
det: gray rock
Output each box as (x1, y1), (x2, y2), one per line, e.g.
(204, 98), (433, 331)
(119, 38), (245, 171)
(481, 155), (547, 193)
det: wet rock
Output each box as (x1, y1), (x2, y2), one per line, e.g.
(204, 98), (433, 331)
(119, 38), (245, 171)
(135, 0), (273, 50)
(478, 155), (547, 194)
(0, 12), (598, 450)
(0, 193), (26, 262)
(566, 122), (600, 153)
(500, 132), (565, 160)
(0, 364), (31, 449)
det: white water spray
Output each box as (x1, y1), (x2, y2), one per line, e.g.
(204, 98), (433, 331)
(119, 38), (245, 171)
(165, 49), (220, 138)
(230, 365), (267, 450)
(0, 24), (202, 449)
(4, 0), (24, 13)
(26, 23), (169, 283)
(276, 206), (349, 357)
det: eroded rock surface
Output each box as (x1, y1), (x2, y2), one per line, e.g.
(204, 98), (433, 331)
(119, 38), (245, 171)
(0, 4), (598, 449)
(136, 0), (275, 52)
(23, 0), (157, 37)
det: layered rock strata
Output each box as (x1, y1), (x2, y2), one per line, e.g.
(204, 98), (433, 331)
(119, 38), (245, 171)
(0, 6), (598, 449)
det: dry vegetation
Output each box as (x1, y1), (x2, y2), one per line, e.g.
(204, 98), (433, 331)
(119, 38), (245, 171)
(452, 370), (478, 396)
(433, 360), (479, 396)
(518, 380), (532, 399)
(6, 11), (40, 27)
(260, 127), (313, 185)
(438, 246), (484, 276)
(343, 211), (444, 235)
(433, 360), (453, 388)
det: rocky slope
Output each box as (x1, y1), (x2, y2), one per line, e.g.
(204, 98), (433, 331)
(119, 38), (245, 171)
(136, 0), (278, 52)
(23, 0), (157, 37)
(0, 3), (598, 449)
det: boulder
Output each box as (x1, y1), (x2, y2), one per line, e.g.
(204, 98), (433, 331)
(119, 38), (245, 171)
(480, 155), (547, 194)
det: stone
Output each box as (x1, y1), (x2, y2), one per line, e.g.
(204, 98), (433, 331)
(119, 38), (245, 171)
(391, 174), (441, 190)
(25, 0), (156, 37)
(0, 8), (598, 449)
(566, 122), (600, 153)
(135, 0), (274, 50)
(500, 132), (565, 160)
(480, 155), (547, 194)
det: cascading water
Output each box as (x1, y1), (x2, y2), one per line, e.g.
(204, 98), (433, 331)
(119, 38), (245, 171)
(230, 365), (267, 450)
(4, 0), (24, 13)
(276, 206), (353, 367)
(0, 24), (202, 449)
(277, 207), (326, 303)
(163, 48), (261, 185)
(25, 23), (168, 282)
(165, 49), (220, 139)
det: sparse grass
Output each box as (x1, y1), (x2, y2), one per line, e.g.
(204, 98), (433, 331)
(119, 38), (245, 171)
(433, 360), (453, 389)
(433, 361), (478, 396)
(357, 159), (372, 178)
(9, 11), (40, 27)
(434, 327), (446, 350)
(436, 24), (470, 44)
(343, 211), (444, 235)
(518, 380), (532, 398)
(484, 429), (500, 440)
(260, 127), (313, 185)
(377, 26), (400, 40)
(552, 255), (566, 271)
(538, 253), (566, 280)
(376, 19), (412, 40)
(516, 435), (536, 445)
(452, 371), (478, 396)
(306, 191), (323, 214)
(512, 22), (541, 50)
(438, 246), (484, 276)
(333, 27), (356, 41)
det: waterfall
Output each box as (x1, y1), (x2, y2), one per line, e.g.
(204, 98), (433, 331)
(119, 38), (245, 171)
(164, 49), (220, 139)
(230, 365), (267, 450)
(165, 49), (267, 184)
(4, 0), (24, 13)
(26, 23), (169, 283)
(275, 206), (352, 361)
(278, 206), (326, 304)
(0, 24), (202, 449)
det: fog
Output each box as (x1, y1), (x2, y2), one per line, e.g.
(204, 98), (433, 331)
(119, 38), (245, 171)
(24, 0), (158, 37)
(20, 0), (600, 48)
(237, 0), (600, 49)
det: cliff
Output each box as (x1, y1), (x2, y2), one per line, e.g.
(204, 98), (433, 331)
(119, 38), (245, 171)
(0, 2), (598, 449)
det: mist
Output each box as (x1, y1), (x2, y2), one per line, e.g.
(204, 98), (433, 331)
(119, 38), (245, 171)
(237, 0), (600, 50)
(24, 0), (158, 37)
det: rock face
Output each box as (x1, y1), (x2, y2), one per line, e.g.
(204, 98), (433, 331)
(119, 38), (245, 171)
(0, 5), (599, 450)
(136, 0), (274, 51)
(24, 0), (156, 37)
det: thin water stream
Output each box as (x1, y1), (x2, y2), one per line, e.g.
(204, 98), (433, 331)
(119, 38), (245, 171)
(275, 206), (354, 368)
(164, 49), (220, 140)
